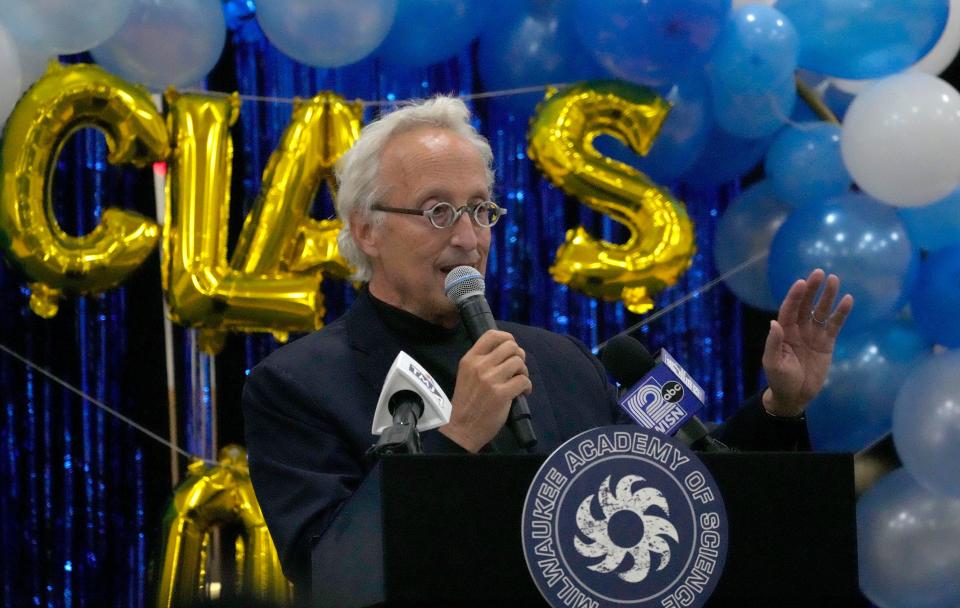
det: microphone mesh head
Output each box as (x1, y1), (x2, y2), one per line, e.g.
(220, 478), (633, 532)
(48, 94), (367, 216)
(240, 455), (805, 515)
(444, 266), (485, 305)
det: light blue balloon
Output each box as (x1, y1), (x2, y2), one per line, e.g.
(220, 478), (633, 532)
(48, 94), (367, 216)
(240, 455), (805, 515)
(911, 246), (960, 348)
(898, 187), (960, 253)
(91, 0), (226, 89)
(591, 76), (712, 183)
(893, 350), (960, 498)
(711, 71), (796, 139)
(679, 127), (774, 187)
(0, 0), (133, 54)
(806, 320), (931, 452)
(477, 7), (603, 116)
(713, 181), (790, 310)
(573, 0), (732, 86)
(377, 0), (484, 67)
(256, 0), (396, 68)
(777, 0), (949, 79)
(858, 468), (960, 608)
(764, 122), (851, 208)
(768, 192), (918, 333)
(708, 5), (798, 92)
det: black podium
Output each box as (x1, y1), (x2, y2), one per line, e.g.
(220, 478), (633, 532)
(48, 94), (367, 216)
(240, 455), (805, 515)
(312, 453), (859, 607)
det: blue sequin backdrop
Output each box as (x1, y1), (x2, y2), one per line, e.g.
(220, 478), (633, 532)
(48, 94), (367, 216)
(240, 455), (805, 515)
(0, 7), (748, 606)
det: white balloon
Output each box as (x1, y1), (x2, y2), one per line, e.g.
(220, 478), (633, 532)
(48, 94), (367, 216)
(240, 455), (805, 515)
(0, 21), (23, 126)
(841, 72), (960, 207)
(833, 0), (960, 94)
(15, 44), (53, 94)
(0, 0), (133, 54)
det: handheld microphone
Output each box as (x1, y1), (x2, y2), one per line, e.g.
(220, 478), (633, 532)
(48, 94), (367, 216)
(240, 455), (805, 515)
(600, 334), (728, 452)
(370, 351), (453, 455)
(444, 266), (537, 450)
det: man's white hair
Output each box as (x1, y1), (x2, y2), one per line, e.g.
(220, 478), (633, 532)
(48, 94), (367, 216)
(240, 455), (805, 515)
(334, 96), (495, 282)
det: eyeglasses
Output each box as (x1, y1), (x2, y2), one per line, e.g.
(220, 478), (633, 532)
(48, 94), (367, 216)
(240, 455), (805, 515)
(371, 201), (507, 229)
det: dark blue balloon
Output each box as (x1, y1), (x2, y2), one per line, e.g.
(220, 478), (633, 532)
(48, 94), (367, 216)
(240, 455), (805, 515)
(477, 7), (603, 116)
(573, 0), (731, 86)
(777, 0), (949, 79)
(764, 122), (851, 208)
(768, 192), (918, 333)
(898, 187), (960, 253)
(910, 245), (960, 348)
(679, 127), (774, 187)
(377, 0), (484, 67)
(806, 320), (931, 452)
(711, 70), (796, 138)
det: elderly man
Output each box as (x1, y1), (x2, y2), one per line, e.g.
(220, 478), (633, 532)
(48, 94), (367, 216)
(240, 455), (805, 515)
(241, 97), (853, 589)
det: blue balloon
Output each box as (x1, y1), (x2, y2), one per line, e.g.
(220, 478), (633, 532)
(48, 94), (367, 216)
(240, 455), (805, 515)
(858, 469), (960, 608)
(777, 0), (949, 79)
(256, 0), (396, 68)
(91, 0), (226, 88)
(573, 0), (732, 86)
(591, 76), (712, 183)
(713, 181), (791, 310)
(377, 0), (485, 67)
(764, 122), (851, 208)
(893, 350), (960, 498)
(910, 245), (960, 348)
(708, 5), (799, 92)
(679, 127), (774, 187)
(477, 8), (603, 116)
(899, 187), (960, 252)
(768, 192), (918, 333)
(806, 320), (931, 452)
(711, 71), (796, 138)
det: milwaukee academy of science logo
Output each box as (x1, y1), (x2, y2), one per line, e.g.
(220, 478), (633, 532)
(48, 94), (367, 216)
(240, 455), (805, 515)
(522, 427), (728, 608)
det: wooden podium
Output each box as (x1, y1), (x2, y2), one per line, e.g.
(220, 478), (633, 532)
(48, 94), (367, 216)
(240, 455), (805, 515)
(312, 453), (860, 607)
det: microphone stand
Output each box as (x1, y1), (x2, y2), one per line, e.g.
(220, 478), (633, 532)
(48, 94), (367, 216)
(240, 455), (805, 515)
(368, 390), (425, 457)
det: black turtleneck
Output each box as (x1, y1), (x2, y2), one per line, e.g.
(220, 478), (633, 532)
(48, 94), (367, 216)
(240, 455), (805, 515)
(366, 288), (521, 453)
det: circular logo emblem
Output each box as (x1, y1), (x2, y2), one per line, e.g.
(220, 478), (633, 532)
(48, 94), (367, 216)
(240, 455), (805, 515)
(660, 381), (684, 403)
(522, 426), (727, 608)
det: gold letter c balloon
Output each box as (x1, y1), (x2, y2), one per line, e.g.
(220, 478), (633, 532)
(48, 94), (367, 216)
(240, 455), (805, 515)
(528, 80), (696, 314)
(0, 63), (167, 317)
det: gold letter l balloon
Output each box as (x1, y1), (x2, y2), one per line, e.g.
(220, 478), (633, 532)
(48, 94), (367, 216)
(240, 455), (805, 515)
(0, 63), (167, 317)
(528, 80), (695, 314)
(163, 91), (359, 351)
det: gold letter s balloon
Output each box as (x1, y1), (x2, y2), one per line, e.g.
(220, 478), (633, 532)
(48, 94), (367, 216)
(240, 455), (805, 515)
(0, 63), (167, 317)
(157, 445), (291, 607)
(527, 80), (695, 314)
(163, 91), (359, 350)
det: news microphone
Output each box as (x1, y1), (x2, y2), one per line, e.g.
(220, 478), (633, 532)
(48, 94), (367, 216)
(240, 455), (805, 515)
(444, 266), (537, 450)
(600, 334), (728, 452)
(369, 351), (453, 455)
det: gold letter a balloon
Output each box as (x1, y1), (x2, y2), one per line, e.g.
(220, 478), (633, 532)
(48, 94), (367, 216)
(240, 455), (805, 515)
(528, 80), (696, 314)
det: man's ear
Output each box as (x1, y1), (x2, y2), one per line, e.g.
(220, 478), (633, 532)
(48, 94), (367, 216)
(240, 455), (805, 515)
(351, 211), (379, 258)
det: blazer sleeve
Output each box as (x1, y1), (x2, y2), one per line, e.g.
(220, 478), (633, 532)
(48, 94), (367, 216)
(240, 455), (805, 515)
(241, 357), (364, 587)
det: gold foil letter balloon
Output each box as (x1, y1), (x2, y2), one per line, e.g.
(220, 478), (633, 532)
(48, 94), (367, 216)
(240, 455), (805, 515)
(157, 445), (291, 607)
(163, 92), (359, 351)
(0, 63), (167, 317)
(527, 80), (696, 314)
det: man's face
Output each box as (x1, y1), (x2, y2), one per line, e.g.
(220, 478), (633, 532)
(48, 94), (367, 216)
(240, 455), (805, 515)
(354, 127), (492, 326)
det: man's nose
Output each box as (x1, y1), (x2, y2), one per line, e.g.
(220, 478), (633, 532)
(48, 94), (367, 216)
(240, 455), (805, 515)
(449, 209), (479, 248)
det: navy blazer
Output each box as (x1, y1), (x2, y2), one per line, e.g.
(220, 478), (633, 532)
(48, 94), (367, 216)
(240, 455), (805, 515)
(241, 290), (809, 586)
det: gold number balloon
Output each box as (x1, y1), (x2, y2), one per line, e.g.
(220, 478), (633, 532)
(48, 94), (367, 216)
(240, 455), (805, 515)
(527, 80), (696, 314)
(157, 445), (291, 607)
(0, 62), (167, 318)
(163, 91), (358, 351)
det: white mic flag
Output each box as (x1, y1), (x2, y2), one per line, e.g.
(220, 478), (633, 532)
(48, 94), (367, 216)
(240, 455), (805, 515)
(371, 351), (453, 435)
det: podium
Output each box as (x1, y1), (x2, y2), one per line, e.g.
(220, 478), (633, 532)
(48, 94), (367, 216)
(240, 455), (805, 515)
(312, 453), (860, 607)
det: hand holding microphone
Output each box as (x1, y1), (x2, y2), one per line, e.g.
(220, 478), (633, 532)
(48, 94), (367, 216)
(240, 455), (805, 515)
(444, 266), (538, 451)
